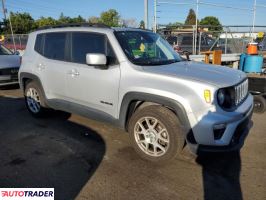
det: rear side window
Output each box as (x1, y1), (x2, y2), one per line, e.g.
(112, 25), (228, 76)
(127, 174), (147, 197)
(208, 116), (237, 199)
(71, 32), (117, 65)
(34, 34), (43, 54)
(43, 32), (67, 61)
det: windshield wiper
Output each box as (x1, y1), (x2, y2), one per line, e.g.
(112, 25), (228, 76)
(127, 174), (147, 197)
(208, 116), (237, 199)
(133, 59), (180, 66)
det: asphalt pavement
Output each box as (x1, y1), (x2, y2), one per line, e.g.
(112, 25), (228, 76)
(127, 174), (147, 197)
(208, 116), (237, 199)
(0, 87), (265, 200)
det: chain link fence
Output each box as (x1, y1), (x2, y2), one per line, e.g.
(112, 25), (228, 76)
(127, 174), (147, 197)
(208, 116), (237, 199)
(158, 25), (266, 56)
(0, 34), (28, 52)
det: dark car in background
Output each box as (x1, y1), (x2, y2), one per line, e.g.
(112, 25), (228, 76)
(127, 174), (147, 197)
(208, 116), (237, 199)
(257, 34), (266, 51)
(166, 33), (222, 55)
(0, 45), (21, 86)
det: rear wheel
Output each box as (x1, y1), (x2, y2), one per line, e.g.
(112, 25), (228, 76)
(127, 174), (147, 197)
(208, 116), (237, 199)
(253, 95), (266, 113)
(128, 105), (184, 163)
(24, 81), (49, 117)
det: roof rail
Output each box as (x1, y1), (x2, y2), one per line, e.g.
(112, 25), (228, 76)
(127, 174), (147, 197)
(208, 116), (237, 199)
(36, 23), (110, 31)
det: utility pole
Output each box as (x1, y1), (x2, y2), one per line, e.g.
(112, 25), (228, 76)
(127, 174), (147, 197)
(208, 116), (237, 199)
(1, 0), (16, 52)
(154, 0), (157, 32)
(1, 0), (7, 20)
(8, 13), (16, 52)
(252, 0), (257, 36)
(144, 0), (149, 29)
(195, 0), (199, 54)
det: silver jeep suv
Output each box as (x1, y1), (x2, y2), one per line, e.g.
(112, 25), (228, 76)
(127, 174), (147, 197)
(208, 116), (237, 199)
(19, 24), (253, 163)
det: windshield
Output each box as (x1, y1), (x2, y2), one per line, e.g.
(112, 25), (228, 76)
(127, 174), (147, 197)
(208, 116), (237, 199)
(115, 31), (182, 66)
(0, 45), (13, 55)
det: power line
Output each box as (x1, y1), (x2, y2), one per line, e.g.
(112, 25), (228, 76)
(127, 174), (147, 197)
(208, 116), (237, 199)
(5, 0), (87, 18)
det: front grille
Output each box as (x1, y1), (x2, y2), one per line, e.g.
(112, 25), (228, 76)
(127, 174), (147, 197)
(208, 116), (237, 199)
(0, 68), (19, 76)
(234, 79), (248, 106)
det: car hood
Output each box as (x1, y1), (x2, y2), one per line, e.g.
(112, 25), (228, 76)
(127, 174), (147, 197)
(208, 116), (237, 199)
(142, 61), (246, 88)
(0, 55), (21, 69)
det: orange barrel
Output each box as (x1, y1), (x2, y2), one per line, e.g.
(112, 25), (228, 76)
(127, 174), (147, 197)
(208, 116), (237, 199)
(247, 42), (258, 55)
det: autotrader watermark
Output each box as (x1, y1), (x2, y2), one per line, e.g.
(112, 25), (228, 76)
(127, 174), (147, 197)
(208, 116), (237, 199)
(0, 188), (54, 200)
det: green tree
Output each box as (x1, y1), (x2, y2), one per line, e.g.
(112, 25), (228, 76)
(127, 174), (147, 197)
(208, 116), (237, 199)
(0, 19), (8, 34)
(166, 21), (183, 28)
(58, 13), (72, 24)
(139, 20), (145, 29)
(184, 9), (197, 25)
(88, 16), (100, 24)
(34, 17), (58, 29)
(70, 15), (86, 23)
(200, 16), (223, 32)
(99, 9), (120, 27)
(7, 12), (34, 34)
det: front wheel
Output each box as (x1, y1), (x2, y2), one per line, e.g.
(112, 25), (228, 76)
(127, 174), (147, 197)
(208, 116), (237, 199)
(128, 105), (184, 164)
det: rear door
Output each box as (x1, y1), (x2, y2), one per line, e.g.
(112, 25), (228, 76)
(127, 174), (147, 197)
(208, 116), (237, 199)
(35, 32), (69, 99)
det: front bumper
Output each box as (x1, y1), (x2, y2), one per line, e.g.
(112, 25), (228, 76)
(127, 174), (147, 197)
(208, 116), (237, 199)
(186, 94), (254, 153)
(0, 67), (19, 86)
(197, 105), (253, 152)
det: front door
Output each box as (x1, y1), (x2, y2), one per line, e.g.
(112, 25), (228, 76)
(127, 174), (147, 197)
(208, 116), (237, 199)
(65, 32), (120, 118)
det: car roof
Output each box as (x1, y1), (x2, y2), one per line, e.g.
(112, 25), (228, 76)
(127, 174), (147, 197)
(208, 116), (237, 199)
(33, 26), (114, 35)
(32, 23), (152, 35)
(112, 27), (152, 32)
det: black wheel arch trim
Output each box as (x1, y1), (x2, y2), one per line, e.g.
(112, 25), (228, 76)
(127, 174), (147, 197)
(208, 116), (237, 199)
(119, 92), (191, 133)
(19, 72), (49, 106)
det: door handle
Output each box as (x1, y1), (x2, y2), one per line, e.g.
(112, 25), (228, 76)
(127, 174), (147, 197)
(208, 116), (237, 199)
(68, 69), (80, 77)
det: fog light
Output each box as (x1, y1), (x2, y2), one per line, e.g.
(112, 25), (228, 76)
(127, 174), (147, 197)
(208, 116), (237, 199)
(213, 124), (226, 140)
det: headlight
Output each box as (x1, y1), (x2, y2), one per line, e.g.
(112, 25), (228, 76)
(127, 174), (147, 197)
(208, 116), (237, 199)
(217, 89), (225, 105)
(217, 88), (235, 110)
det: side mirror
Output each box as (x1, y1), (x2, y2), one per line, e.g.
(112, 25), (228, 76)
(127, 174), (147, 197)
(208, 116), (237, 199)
(86, 53), (107, 67)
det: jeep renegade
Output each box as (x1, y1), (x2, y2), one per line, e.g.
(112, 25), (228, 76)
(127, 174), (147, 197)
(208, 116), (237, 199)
(19, 24), (253, 163)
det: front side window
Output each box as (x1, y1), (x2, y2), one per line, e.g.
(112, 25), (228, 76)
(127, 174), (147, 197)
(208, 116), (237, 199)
(115, 31), (181, 66)
(43, 32), (67, 61)
(71, 32), (117, 65)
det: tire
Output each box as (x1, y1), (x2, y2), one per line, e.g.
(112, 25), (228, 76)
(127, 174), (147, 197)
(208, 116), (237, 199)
(253, 95), (266, 113)
(24, 81), (49, 117)
(128, 105), (185, 163)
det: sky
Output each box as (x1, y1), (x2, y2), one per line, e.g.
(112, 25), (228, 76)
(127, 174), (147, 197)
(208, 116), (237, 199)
(1, 0), (266, 28)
